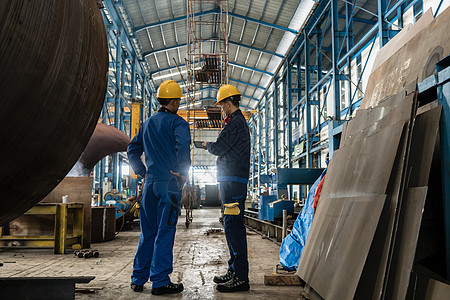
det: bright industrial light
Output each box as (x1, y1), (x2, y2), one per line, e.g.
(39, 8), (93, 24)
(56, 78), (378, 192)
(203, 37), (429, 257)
(178, 82), (195, 89)
(152, 70), (186, 81)
(152, 67), (201, 81)
(122, 165), (130, 176)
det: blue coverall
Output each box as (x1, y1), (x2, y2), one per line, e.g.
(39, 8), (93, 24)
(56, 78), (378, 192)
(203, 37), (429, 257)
(206, 109), (250, 282)
(127, 107), (191, 288)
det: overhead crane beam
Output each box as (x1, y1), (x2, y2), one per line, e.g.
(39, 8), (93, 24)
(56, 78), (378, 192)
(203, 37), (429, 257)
(229, 78), (265, 90)
(134, 9), (297, 34)
(229, 62), (274, 76)
(229, 41), (284, 58)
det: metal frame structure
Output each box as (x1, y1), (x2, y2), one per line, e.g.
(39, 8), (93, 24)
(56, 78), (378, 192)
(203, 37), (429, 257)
(184, 0), (230, 227)
(248, 0), (432, 199)
(94, 0), (158, 199)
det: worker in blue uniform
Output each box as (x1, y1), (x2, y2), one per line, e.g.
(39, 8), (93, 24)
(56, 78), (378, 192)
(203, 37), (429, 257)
(202, 84), (251, 292)
(128, 80), (191, 295)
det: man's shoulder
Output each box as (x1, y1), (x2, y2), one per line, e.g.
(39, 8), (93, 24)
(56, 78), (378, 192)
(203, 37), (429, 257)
(150, 111), (183, 121)
(174, 114), (189, 126)
(230, 111), (248, 126)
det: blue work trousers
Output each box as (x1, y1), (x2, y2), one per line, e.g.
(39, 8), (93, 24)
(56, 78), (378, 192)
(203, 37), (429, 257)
(131, 180), (181, 288)
(219, 180), (249, 282)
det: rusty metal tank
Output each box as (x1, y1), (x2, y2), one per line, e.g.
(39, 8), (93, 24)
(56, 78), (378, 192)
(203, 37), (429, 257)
(0, 1), (108, 226)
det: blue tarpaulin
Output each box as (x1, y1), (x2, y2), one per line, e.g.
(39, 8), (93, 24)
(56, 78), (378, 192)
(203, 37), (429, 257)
(279, 168), (327, 271)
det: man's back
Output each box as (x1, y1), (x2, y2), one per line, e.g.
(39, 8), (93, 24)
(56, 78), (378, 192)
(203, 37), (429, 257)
(128, 111), (191, 182)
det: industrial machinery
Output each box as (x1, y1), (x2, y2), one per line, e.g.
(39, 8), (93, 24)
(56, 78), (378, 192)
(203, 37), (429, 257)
(104, 192), (132, 220)
(257, 168), (324, 220)
(245, 168), (324, 241)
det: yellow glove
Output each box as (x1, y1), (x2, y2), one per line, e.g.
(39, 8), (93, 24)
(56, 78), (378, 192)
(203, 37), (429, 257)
(130, 202), (140, 218)
(223, 202), (240, 215)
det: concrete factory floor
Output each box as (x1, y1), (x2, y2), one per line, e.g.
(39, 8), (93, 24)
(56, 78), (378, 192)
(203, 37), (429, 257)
(0, 208), (303, 299)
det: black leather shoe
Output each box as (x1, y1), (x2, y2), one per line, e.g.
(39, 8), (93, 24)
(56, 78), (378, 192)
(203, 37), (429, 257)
(151, 282), (184, 295)
(213, 270), (235, 283)
(216, 277), (250, 293)
(130, 283), (143, 292)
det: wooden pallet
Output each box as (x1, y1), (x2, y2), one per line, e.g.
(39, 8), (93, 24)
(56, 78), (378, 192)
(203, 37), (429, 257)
(264, 264), (304, 286)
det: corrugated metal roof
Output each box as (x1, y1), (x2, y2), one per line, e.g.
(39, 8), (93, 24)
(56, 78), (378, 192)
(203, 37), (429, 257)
(117, 0), (312, 109)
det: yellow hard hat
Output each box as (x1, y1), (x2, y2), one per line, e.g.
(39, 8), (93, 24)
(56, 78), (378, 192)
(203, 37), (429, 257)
(157, 80), (184, 99)
(215, 84), (241, 105)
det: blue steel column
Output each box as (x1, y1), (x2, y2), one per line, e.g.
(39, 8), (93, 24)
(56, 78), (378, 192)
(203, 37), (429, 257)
(252, 120), (256, 197)
(265, 94), (270, 174)
(118, 57), (126, 193)
(258, 110), (262, 195)
(141, 77), (147, 119)
(296, 55), (302, 163)
(286, 62), (293, 199)
(286, 63), (293, 168)
(329, 0), (341, 157)
(346, 1), (354, 115)
(316, 29), (323, 84)
(120, 58), (126, 132)
(273, 79), (279, 168)
(113, 33), (122, 191)
(281, 76), (286, 164)
(316, 28), (323, 166)
(378, 0), (389, 48)
(305, 35), (312, 168)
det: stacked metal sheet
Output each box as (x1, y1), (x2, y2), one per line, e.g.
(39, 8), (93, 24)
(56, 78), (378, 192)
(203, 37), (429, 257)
(296, 7), (448, 300)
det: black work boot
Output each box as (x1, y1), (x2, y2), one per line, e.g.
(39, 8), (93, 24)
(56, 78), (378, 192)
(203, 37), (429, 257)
(151, 282), (184, 295)
(130, 283), (144, 292)
(213, 270), (235, 283)
(216, 276), (250, 293)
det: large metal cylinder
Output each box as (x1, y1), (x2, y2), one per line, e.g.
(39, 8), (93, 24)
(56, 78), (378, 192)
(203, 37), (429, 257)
(0, 1), (108, 226)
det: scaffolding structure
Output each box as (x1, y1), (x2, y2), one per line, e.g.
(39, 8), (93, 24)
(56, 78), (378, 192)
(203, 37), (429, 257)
(184, 0), (229, 227)
(186, 0), (229, 102)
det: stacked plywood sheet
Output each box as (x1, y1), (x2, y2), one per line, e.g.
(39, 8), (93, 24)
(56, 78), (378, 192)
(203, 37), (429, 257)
(296, 6), (449, 300)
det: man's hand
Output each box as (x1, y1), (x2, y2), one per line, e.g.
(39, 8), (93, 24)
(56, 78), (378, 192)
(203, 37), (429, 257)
(202, 141), (208, 149)
(170, 170), (186, 191)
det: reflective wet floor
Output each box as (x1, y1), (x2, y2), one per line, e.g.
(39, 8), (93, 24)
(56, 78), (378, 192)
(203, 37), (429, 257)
(0, 208), (303, 299)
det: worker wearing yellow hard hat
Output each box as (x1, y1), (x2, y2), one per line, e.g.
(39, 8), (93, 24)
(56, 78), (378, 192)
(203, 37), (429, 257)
(202, 84), (251, 292)
(214, 84), (241, 105)
(128, 79), (190, 295)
